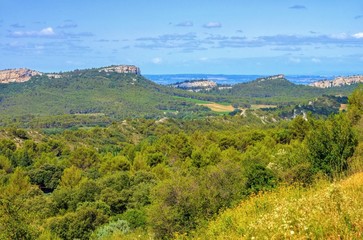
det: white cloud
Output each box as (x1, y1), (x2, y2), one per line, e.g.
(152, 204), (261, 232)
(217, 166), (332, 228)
(152, 57), (162, 64)
(203, 22), (222, 28)
(10, 27), (55, 37)
(199, 57), (208, 61)
(352, 32), (363, 39)
(39, 27), (55, 36)
(311, 58), (321, 63)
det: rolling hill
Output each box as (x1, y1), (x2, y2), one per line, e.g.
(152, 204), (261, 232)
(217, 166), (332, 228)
(214, 74), (357, 105)
(0, 67), (360, 128)
(0, 67), (213, 127)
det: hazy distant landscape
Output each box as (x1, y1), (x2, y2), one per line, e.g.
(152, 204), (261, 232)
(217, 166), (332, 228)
(145, 74), (333, 85)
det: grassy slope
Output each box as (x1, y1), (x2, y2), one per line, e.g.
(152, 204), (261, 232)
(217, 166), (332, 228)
(191, 172), (363, 240)
(190, 116), (363, 240)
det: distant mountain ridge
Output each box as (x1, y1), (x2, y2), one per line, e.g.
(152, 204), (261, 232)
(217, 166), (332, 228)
(169, 75), (286, 92)
(0, 66), (217, 127)
(0, 65), (140, 84)
(212, 74), (355, 105)
(309, 75), (363, 88)
(145, 74), (330, 85)
(0, 65), (358, 127)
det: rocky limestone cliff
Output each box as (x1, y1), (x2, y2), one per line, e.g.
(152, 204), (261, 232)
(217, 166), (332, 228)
(0, 68), (42, 83)
(173, 79), (217, 89)
(309, 75), (363, 88)
(0, 65), (141, 84)
(256, 74), (285, 82)
(99, 65), (140, 75)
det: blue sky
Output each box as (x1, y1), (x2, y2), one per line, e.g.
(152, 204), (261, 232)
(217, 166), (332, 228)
(1, 0), (363, 75)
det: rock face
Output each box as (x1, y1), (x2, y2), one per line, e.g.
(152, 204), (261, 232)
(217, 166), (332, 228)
(256, 74), (285, 82)
(172, 80), (217, 89)
(309, 75), (363, 88)
(0, 65), (141, 84)
(0, 68), (42, 83)
(171, 79), (217, 92)
(99, 65), (140, 75)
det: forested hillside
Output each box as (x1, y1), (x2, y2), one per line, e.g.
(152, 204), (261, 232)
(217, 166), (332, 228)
(0, 68), (360, 128)
(0, 69), (215, 127)
(212, 75), (357, 106)
(0, 86), (361, 239)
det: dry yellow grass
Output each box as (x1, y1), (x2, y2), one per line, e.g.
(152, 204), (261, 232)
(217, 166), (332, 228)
(191, 172), (363, 240)
(198, 103), (235, 112)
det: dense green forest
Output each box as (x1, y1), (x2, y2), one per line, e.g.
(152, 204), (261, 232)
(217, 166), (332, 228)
(0, 80), (362, 239)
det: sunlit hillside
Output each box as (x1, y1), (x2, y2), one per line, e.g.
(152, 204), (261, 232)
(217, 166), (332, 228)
(191, 172), (363, 240)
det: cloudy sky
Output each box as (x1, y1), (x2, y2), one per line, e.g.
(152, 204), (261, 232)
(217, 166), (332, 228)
(1, 0), (363, 74)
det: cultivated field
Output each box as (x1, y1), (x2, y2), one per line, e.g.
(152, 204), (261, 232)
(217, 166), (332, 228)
(198, 103), (235, 112)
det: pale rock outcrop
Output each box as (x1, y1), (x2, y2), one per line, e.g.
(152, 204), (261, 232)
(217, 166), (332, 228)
(0, 68), (42, 83)
(0, 65), (141, 84)
(309, 75), (363, 88)
(256, 74), (285, 82)
(99, 65), (140, 75)
(172, 80), (217, 89)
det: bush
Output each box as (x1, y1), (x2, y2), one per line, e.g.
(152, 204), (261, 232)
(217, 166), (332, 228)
(121, 209), (147, 229)
(245, 164), (277, 193)
(92, 219), (130, 239)
(307, 114), (358, 178)
(48, 205), (108, 240)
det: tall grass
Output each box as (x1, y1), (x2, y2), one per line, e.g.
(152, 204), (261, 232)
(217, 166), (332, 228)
(192, 173), (363, 239)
